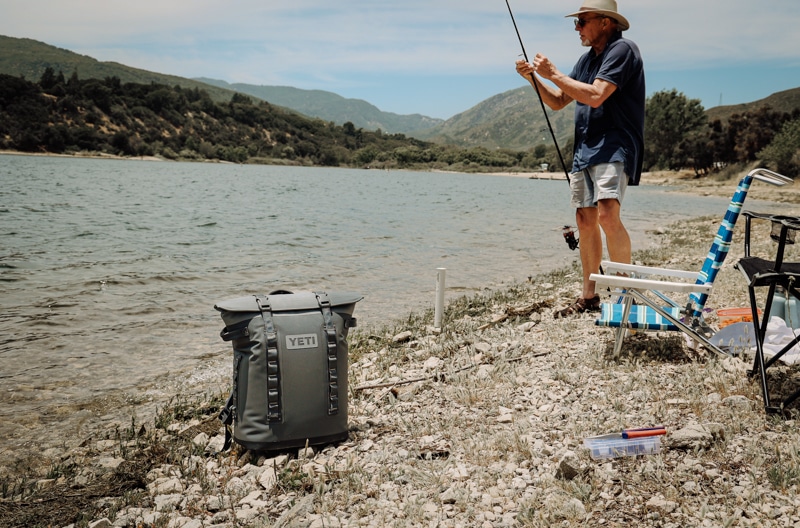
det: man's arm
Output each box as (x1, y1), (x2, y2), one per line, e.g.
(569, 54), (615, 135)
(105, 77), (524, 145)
(516, 59), (573, 110)
(532, 53), (617, 109)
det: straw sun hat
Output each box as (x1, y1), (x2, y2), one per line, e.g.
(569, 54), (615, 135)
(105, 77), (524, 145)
(565, 0), (630, 31)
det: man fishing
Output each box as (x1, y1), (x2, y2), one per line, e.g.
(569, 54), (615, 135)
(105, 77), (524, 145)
(515, 0), (645, 318)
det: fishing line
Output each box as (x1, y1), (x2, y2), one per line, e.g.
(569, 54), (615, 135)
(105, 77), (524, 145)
(504, 0), (570, 184)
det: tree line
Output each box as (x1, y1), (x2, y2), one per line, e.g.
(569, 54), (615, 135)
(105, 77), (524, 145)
(0, 69), (526, 171)
(1, 68), (798, 177)
(645, 89), (800, 177)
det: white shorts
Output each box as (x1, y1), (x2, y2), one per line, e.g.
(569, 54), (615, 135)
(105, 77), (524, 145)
(570, 162), (628, 209)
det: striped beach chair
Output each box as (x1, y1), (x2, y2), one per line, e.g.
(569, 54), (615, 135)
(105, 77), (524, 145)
(590, 168), (792, 357)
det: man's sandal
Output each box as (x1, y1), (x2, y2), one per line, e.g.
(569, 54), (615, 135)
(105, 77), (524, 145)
(553, 295), (601, 319)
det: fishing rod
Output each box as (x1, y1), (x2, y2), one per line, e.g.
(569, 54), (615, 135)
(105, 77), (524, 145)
(504, 0), (581, 252)
(504, 0), (570, 184)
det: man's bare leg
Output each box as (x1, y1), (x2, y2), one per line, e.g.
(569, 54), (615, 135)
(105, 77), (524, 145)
(576, 206), (602, 299)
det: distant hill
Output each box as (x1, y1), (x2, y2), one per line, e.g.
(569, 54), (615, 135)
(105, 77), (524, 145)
(0, 35), (244, 104)
(195, 79), (444, 136)
(706, 87), (800, 123)
(196, 79), (576, 150)
(0, 35), (442, 137)
(424, 85), (800, 152)
(414, 86), (574, 150)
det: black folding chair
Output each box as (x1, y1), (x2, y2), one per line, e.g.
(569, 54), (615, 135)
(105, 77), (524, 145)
(735, 212), (800, 414)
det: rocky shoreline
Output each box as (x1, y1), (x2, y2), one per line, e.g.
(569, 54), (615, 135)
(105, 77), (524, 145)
(2, 170), (800, 528)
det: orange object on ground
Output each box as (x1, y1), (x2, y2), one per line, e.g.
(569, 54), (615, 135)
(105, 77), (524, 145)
(717, 307), (762, 328)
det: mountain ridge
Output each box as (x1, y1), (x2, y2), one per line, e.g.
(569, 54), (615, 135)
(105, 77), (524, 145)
(194, 78), (444, 135)
(0, 35), (247, 105)
(2, 34), (800, 152)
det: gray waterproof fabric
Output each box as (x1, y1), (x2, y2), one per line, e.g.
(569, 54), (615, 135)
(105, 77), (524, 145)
(215, 291), (362, 450)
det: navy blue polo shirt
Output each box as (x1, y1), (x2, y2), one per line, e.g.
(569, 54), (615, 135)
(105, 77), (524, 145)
(569, 32), (645, 185)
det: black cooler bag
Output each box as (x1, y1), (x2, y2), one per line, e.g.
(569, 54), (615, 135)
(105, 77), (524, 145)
(215, 290), (362, 451)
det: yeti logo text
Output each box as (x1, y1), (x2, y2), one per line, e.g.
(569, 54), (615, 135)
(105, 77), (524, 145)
(286, 334), (318, 350)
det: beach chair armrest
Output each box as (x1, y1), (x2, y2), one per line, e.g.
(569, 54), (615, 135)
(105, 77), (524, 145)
(590, 272), (713, 295)
(749, 168), (792, 187)
(599, 261), (700, 281)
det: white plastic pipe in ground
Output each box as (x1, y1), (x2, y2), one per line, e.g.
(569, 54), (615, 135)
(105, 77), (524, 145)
(434, 268), (447, 330)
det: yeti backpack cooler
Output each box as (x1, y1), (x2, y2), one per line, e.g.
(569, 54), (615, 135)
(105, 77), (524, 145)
(215, 290), (362, 451)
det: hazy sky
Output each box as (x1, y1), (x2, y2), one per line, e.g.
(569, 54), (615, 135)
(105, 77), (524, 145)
(2, 1), (799, 119)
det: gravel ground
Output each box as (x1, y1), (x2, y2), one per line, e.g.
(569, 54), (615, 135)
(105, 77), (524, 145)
(3, 168), (800, 528)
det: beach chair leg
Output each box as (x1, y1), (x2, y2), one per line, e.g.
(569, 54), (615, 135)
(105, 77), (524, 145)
(613, 327), (626, 358)
(612, 297), (636, 358)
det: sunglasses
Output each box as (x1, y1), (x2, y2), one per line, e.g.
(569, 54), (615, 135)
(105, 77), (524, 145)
(574, 15), (605, 28)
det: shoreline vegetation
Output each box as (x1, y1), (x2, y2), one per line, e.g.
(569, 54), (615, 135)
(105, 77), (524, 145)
(2, 161), (800, 527)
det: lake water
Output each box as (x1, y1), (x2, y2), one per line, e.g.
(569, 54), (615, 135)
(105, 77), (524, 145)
(0, 154), (780, 460)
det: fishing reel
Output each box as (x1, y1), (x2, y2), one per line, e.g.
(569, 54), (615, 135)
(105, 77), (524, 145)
(562, 225), (579, 251)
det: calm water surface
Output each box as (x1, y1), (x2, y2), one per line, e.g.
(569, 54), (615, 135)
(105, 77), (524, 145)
(0, 154), (780, 459)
